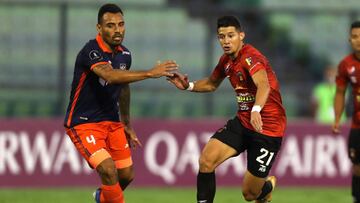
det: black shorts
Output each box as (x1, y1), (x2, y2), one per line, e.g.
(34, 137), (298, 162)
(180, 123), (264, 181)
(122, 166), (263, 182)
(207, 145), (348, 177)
(348, 129), (360, 164)
(212, 117), (282, 178)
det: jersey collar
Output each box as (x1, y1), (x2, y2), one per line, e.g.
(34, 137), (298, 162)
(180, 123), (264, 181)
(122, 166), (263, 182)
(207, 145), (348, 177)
(96, 34), (124, 53)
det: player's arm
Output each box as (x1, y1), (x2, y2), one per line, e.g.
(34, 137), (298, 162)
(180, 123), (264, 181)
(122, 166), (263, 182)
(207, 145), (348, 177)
(250, 69), (271, 132)
(167, 72), (224, 92)
(333, 85), (346, 134)
(92, 60), (178, 84)
(190, 75), (224, 92)
(118, 84), (141, 148)
(252, 69), (271, 109)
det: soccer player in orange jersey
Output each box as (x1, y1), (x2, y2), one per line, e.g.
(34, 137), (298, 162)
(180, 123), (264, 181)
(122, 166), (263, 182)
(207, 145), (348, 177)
(333, 21), (360, 203)
(64, 4), (178, 203)
(167, 16), (286, 203)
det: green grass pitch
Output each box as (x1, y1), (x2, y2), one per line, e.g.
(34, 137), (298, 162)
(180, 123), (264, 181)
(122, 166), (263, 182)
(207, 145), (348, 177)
(0, 187), (351, 203)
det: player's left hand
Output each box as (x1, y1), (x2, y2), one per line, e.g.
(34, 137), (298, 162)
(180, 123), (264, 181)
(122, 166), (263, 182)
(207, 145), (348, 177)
(124, 125), (142, 149)
(250, 112), (263, 132)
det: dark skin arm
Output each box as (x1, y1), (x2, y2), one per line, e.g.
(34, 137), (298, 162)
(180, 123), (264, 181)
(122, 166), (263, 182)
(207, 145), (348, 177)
(119, 84), (141, 148)
(93, 60), (178, 84)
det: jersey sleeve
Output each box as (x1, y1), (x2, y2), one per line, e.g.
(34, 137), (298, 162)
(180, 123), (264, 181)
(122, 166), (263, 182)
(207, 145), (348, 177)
(81, 43), (110, 71)
(335, 60), (348, 88)
(211, 55), (227, 80)
(241, 54), (265, 76)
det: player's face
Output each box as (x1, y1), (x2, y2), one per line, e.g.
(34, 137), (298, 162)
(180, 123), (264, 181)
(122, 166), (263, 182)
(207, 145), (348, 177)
(97, 12), (125, 47)
(217, 26), (244, 58)
(350, 27), (360, 53)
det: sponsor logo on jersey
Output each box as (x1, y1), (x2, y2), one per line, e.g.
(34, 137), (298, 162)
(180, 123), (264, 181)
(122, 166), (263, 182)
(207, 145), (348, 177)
(259, 164), (266, 172)
(224, 63), (231, 74)
(236, 92), (255, 103)
(122, 51), (131, 55)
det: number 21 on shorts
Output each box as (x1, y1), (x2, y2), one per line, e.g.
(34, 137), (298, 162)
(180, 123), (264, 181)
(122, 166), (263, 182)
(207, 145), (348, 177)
(256, 148), (274, 166)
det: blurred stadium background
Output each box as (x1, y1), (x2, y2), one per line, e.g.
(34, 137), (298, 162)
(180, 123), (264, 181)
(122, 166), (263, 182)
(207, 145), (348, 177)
(0, 0), (360, 202)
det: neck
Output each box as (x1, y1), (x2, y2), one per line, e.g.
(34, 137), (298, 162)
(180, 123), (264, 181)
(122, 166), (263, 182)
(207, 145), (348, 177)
(104, 42), (117, 52)
(355, 52), (360, 61)
(229, 44), (243, 60)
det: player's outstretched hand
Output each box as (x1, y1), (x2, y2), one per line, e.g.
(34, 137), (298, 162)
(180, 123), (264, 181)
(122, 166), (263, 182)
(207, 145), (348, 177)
(332, 122), (340, 134)
(148, 60), (178, 78)
(124, 125), (142, 149)
(166, 71), (190, 90)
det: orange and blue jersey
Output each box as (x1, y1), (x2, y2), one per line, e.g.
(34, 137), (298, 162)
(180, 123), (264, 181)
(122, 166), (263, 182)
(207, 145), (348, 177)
(64, 34), (131, 128)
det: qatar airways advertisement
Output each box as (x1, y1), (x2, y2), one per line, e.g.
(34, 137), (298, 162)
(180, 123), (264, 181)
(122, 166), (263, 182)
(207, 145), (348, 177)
(0, 119), (351, 187)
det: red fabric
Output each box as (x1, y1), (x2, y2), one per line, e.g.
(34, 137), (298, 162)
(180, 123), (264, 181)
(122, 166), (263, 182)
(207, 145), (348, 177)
(100, 183), (125, 203)
(211, 44), (286, 137)
(336, 54), (360, 128)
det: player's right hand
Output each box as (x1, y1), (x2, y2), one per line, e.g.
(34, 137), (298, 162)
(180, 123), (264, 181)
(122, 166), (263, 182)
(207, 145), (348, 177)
(332, 122), (340, 134)
(166, 71), (190, 90)
(148, 60), (178, 78)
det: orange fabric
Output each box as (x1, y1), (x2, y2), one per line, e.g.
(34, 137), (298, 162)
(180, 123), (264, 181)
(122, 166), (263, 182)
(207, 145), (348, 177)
(66, 71), (89, 127)
(100, 183), (124, 203)
(115, 157), (133, 169)
(65, 121), (131, 168)
(90, 61), (109, 71)
(89, 149), (111, 169)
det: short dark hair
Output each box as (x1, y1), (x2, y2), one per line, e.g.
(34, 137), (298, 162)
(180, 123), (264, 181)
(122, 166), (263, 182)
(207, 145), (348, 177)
(98, 4), (123, 24)
(217, 16), (242, 31)
(351, 21), (360, 30)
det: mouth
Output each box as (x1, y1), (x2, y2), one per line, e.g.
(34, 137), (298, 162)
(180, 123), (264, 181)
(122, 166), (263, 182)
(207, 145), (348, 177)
(223, 46), (231, 52)
(113, 35), (123, 41)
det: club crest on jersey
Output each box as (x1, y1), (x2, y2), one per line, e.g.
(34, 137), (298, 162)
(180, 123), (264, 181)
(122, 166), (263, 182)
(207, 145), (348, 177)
(245, 57), (252, 66)
(119, 63), (127, 70)
(89, 50), (103, 61)
(237, 71), (244, 81)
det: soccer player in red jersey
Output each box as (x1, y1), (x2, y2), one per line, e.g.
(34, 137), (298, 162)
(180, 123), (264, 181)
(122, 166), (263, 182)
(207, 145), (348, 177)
(333, 21), (360, 203)
(64, 4), (178, 203)
(167, 16), (286, 203)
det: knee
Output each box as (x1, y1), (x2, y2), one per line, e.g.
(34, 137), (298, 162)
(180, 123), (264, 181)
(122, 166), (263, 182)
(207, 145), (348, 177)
(119, 170), (135, 183)
(199, 155), (216, 172)
(97, 162), (118, 182)
(242, 189), (259, 202)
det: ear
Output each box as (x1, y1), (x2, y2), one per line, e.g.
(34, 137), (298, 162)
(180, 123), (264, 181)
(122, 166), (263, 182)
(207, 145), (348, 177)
(96, 24), (101, 33)
(239, 32), (245, 41)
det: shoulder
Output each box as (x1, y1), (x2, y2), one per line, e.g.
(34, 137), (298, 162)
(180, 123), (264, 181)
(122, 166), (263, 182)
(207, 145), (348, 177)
(79, 39), (106, 62)
(338, 54), (354, 68)
(119, 45), (131, 56)
(79, 39), (102, 56)
(239, 46), (263, 67)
